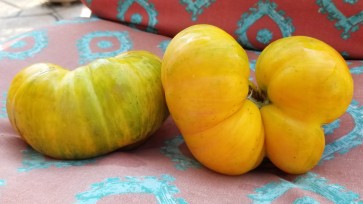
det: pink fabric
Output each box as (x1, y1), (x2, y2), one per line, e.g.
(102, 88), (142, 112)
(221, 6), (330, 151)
(0, 15), (363, 204)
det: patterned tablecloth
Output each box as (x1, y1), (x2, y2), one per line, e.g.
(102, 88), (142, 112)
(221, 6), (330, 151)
(1, 0), (363, 203)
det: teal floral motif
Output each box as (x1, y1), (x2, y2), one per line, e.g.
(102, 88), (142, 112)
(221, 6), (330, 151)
(0, 30), (48, 60)
(97, 40), (113, 49)
(320, 100), (363, 164)
(344, 0), (358, 4)
(341, 51), (350, 58)
(18, 147), (96, 172)
(248, 59), (258, 81)
(56, 17), (99, 25)
(179, 0), (216, 21)
(249, 59), (257, 72)
(349, 61), (363, 74)
(158, 40), (170, 53)
(75, 175), (187, 204)
(236, 0), (295, 50)
(323, 119), (341, 135)
(256, 29), (273, 45)
(316, 0), (363, 39)
(293, 196), (320, 204)
(77, 31), (132, 65)
(0, 92), (7, 118)
(117, 0), (158, 33)
(160, 135), (202, 171)
(248, 172), (362, 203)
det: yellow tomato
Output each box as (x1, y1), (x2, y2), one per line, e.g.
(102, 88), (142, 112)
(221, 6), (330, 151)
(7, 51), (169, 159)
(162, 25), (265, 175)
(256, 36), (354, 174)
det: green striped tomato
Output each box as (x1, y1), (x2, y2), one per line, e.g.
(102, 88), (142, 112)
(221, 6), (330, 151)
(6, 51), (169, 159)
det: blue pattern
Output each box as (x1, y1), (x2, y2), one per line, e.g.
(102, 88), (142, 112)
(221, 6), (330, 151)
(350, 61), (363, 74)
(0, 179), (5, 195)
(316, 0), (363, 39)
(160, 135), (202, 171)
(320, 100), (363, 164)
(249, 59), (257, 72)
(179, 0), (216, 21)
(0, 30), (48, 60)
(117, 0), (158, 33)
(56, 17), (99, 25)
(77, 31), (132, 65)
(158, 40), (170, 53)
(293, 196), (320, 204)
(97, 40), (113, 49)
(75, 175), (187, 204)
(341, 51), (350, 58)
(248, 172), (362, 203)
(236, 0), (295, 49)
(256, 28), (273, 44)
(18, 147), (96, 172)
(323, 119), (341, 136)
(0, 92), (7, 119)
(344, 0), (358, 4)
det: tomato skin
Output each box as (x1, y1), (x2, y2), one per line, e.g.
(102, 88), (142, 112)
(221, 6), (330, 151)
(6, 51), (169, 159)
(261, 105), (325, 174)
(256, 36), (353, 174)
(185, 100), (265, 175)
(162, 24), (264, 175)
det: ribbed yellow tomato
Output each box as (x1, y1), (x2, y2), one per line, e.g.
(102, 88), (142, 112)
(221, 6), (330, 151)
(256, 36), (354, 174)
(162, 24), (353, 175)
(161, 24), (265, 175)
(7, 51), (169, 159)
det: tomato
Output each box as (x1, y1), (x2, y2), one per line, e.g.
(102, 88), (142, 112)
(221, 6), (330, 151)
(161, 25), (265, 175)
(162, 24), (353, 175)
(256, 36), (354, 174)
(7, 51), (169, 159)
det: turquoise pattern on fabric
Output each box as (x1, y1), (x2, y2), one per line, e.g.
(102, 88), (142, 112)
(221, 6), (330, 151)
(117, 0), (158, 33)
(77, 31), (132, 65)
(160, 135), (202, 171)
(75, 175), (187, 204)
(18, 147), (96, 172)
(56, 17), (99, 25)
(0, 92), (7, 119)
(350, 61), (363, 74)
(256, 29), (273, 44)
(179, 0), (216, 21)
(131, 13), (142, 24)
(236, 0), (295, 50)
(316, 0), (363, 39)
(0, 30), (48, 60)
(249, 172), (362, 203)
(0, 179), (5, 195)
(293, 196), (320, 204)
(344, 0), (358, 4)
(97, 40), (113, 49)
(320, 100), (363, 164)
(341, 51), (350, 58)
(249, 59), (257, 72)
(158, 40), (170, 53)
(323, 119), (341, 136)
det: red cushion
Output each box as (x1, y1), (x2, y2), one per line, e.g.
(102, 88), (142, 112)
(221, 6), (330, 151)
(82, 0), (363, 59)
